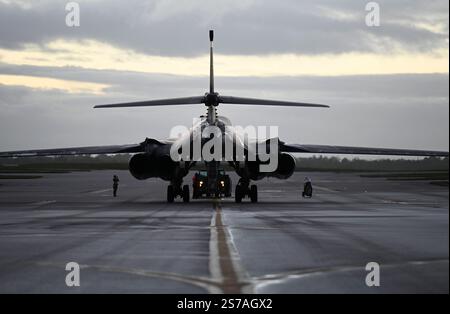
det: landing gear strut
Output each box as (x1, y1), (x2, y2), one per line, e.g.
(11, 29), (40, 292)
(235, 178), (258, 203)
(182, 185), (190, 203)
(167, 185), (175, 203)
(167, 182), (190, 203)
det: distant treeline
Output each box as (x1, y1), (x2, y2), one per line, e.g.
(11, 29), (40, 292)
(1, 155), (131, 165)
(0, 155), (130, 172)
(296, 156), (449, 172)
(0, 155), (448, 173)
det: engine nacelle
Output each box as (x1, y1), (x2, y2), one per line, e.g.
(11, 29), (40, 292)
(129, 153), (177, 181)
(237, 153), (296, 180)
(271, 153), (296, 179)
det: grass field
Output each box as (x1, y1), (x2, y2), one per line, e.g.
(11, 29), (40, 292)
(0, 175), (43, 180)
(361, 171), (449, 186)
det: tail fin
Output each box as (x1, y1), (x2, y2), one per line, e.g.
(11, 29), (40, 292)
(209, 30), (214, 94)
(94, 30), (330, 110)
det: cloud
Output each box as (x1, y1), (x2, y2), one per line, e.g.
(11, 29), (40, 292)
(0, 71), (448, 151)
(0, 74), (109, 94)
(0, 0), (448, 56)
(1, 62), (449, 99)
(0, 0), (448, 154)
(0, 39), (448, 80)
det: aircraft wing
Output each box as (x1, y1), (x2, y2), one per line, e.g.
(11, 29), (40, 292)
(280, 143), (449, 157)
(0, 144), (144, 158)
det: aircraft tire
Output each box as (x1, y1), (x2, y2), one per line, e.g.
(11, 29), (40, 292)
(167, 185), (175, 203)
(250, 185), (258, 203)
(235, 185), (242, 203)
(182, 185), (190, 203)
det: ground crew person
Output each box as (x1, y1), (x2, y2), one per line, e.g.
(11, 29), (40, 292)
(302, 176), (313, 198)
(113, 175), (119, 197)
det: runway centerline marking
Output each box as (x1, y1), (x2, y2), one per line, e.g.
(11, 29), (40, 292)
(209, 200), (250, 293)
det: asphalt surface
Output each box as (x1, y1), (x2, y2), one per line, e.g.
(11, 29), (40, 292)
(0, 170), (448, 293)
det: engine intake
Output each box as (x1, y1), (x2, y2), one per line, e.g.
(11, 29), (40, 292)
(129, 153), (177, 181)
(272, 153), (296, 179)
(236, 153), (296, 180)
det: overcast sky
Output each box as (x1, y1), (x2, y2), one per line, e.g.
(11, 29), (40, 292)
(0, 0), (448, 153)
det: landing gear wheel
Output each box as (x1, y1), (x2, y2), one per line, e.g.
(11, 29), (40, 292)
(250, 185), (258, 203)
(235, 185), (242, 203)
(182, 185), (190, 203)
(167, 185), (175, 203)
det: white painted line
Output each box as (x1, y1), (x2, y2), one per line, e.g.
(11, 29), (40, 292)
(31, 200), (56, 206)
(209, 201), (251, 293)
(89, 189), (111, 194)
(208, 209), (225, 294)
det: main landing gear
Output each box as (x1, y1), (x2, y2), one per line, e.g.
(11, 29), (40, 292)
(167, 183), (190, 203)
(167, 178), (258, 204)
(235, 178), (258, 203)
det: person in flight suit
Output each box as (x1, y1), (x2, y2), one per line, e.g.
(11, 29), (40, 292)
(113, 175), (119, 197)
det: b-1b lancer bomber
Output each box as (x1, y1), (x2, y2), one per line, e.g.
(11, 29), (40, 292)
(1, 31), (448, 203)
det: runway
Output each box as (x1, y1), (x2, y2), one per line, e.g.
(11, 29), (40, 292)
(0, 170), (448, 293)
